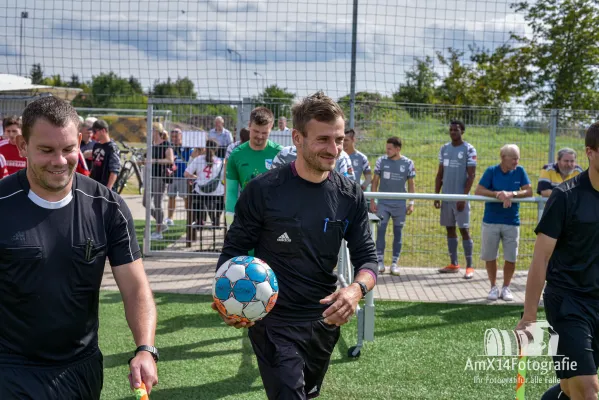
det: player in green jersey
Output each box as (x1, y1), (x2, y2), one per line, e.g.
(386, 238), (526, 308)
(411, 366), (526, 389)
(225, 107), (282, 227)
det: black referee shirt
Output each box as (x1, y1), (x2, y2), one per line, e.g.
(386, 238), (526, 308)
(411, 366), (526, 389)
(218, 162), (378, 322)
(0, 169), (141, 366)
(535, 169), (599, 298)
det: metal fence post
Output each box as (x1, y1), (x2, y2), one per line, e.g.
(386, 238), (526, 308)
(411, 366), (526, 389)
(348, 0), (359, 129)
(143, 103), (154, 255)
(548, 109), (558, 164)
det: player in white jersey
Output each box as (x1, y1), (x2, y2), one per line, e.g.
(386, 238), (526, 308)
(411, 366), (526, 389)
(434, 121), (477, 279)
(343, 129), (372, 190)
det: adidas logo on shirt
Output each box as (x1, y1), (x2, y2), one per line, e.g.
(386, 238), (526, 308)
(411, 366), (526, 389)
(277, 232), (291, 242)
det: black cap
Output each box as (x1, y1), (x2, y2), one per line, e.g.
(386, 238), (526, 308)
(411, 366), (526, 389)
(92, 119), (109, 131)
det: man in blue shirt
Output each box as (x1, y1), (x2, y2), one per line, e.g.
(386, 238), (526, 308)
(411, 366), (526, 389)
(475, 144), (532, 302)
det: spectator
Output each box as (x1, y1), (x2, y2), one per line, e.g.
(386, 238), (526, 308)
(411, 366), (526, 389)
(225, 107), (282, 230)
(143, 123), (174, 240)
(184, 139), (225, 228)
(0, 153), (7, 179)
(164, 128), (193, 226)
(271, 145), (356, 181)
(90, 120), (121, 191)
(224, 127), (250, 160)
(435, 120), (478, 279)
(208, 116), (233, 159)
(0, 116), (27, 175)
(343, 128), (372, 190)
(537, 147), (583, 197)
(475, 144), (533, 301)
(370, 136), (416, 276)
(269, 116), (292, 147)
(80, 117), (97, 171)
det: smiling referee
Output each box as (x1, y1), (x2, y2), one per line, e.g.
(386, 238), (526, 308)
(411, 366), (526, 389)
(0, 97), (158, 399)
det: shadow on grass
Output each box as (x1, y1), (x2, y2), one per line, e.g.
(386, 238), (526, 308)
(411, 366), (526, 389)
(115, 335), (262, 400)
(374, 302), (522, 337)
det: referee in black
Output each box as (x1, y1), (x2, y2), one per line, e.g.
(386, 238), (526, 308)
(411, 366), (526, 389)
(517, 122), (599, 400)
(213, 91), (378, 399)
(0, 97), (159, 399)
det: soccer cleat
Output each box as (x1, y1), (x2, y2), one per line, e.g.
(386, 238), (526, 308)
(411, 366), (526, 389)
(487, 286), (499, 301)
(378, 262), (386, 274)
(390, 263), (400, 276)
(500, 286), (514, 301)
(438, 264), (460, 273)
(464, 267), (474, 280)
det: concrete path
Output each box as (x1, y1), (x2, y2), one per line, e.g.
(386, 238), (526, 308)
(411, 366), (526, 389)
(114, 194), (529, 306)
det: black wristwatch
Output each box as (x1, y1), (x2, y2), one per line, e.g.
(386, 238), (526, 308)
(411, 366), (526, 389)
(129, 345), (159, 364)
(354, 281), (369, 298)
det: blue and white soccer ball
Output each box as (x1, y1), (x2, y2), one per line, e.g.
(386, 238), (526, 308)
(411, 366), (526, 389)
(212, 256), (279, 323)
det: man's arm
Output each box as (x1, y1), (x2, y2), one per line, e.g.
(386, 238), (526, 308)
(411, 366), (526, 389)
(217, 180), (263, 267)
(321, 187), (378, 326)
(519, 234), (557, 323)
(540, 189), (553, 197)
(537, 167), (553, 197)
(518, 189), (566, 327)
(107, 198), (157, 393)
(370, 174), (379, 212)
(513, 184), (533, 198)
(464, 166), (476, 194)
(474, 184), (497, 198)
(106, 172), (118, 190)
(361, 171), (373, 191)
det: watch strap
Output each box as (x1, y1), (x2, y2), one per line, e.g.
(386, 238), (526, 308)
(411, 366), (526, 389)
(132, 345), (159, 363)
(355, 281), (368, 298)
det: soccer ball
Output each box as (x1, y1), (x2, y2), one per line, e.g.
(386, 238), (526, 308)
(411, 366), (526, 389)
(212, 255), (279, 323)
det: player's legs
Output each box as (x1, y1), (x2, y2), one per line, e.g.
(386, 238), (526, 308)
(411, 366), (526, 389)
(144, 178), (166, 238)
(248, 320), (313, 400)
(208, 195), (225, 227)
(0, 352), (103, 400)
(480, 223), (501, 300)
(376, 203), (392, 273)
(543, 291), (599, 399)
(303, 320), (341, 399)
(456, 202), (474, 277)
(389, 204), (406, 276)
(439, 202), (460, 273)
(499, 224), (519, 301)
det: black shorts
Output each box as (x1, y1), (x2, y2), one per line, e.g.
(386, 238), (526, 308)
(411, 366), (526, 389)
(248, 318), (341, 400)
(544, 289), (599, 379)
(0, 351), (103, 400)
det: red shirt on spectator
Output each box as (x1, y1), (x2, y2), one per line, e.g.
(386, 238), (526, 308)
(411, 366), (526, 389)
(0, 154), (7, 179)
(0, 141), (26, 175)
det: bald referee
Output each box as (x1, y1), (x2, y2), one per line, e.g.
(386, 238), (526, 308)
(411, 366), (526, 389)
(517, 123), (599, 400)
(0, 97), (158, 399)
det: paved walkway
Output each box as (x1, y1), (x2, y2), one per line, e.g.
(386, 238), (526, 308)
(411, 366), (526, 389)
(101, 257), (530, 306)
(114, 194), (531, 306)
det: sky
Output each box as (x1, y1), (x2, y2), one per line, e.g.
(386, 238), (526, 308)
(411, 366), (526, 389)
(0, 0), (530, 101)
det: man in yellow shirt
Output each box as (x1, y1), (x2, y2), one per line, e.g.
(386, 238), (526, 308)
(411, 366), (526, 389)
(537, 147), (583, 197)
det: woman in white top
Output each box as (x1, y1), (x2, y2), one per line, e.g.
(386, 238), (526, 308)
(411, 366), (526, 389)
(184, 140), (225, 227)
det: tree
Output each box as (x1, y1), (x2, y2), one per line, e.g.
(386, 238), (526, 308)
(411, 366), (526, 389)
(69, 74), (81, 88)
(151, 77), (197, 98)
(30, 64), (43, 84)
(393, 56), (439, 105)
(252, 85), (295, 119)
(511, 0), (599, 110)
(73, 72), (146, 109)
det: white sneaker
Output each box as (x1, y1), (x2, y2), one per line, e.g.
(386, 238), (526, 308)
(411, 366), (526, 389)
(378, 262), (386, 274)
(501, 286), (514, 301)
(390, 263), (400, 276)
(150, 231), (163, 240)
(164, 218), (174, 226)
(487, 286), (499, 301)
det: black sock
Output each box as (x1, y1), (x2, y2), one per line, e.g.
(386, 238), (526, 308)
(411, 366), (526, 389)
(541, 383), (569, 400)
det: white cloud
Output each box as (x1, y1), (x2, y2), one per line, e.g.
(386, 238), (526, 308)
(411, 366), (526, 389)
(0, 0), (529, 100)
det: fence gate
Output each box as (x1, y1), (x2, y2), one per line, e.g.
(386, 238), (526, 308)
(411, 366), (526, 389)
(143, 98), (246, 257)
